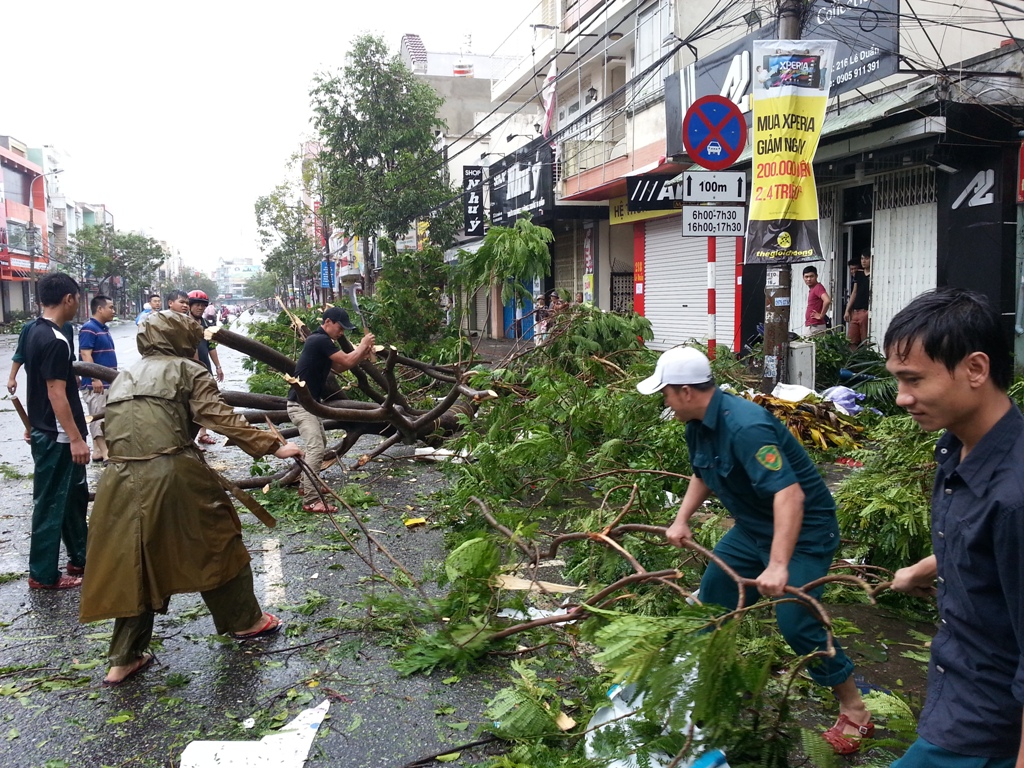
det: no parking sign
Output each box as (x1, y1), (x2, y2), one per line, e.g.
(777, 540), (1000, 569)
(682, 95), (747, 171)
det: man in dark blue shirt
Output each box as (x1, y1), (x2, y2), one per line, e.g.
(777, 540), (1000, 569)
(79, 294), (117, 463)
(886, 289), (1023, 767)
(637, 346), (872, 753)
(286, 307), (374, 513)
(23, 273), (89, 590)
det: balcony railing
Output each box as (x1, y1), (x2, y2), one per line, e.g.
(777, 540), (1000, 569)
(557, 87), (627, 178)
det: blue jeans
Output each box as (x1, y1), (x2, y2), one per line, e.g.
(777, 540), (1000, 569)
(699, 523), (853, 687)
(892, 737), (1016, 768)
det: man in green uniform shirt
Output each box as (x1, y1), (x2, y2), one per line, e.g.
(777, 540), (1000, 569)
(637, 346), (872, 754)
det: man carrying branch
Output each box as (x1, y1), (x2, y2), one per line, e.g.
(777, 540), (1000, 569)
(637, 346), (872, 753)
(286, 307), (375, 513)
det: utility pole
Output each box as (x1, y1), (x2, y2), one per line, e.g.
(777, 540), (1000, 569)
(760, 0), (801, 393)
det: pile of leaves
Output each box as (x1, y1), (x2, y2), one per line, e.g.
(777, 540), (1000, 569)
(744, 392), (865, 452)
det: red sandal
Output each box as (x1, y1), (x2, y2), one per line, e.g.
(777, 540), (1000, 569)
(822, 713), (874, 754)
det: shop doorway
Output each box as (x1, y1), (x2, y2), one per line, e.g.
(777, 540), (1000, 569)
(838, 184), (873, 317)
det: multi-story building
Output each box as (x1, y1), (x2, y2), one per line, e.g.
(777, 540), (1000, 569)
(0, 136), (50, 322)
(215, 258), (260, 302)
(488, 0), (1024, 360)
(400, 33), (548, 338)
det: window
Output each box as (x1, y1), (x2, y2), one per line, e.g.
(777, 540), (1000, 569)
(634, 0), (673, 102)
(6, 221), (28, 253)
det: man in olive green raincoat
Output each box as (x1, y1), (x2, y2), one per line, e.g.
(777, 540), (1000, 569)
(80, 310), (302, 686)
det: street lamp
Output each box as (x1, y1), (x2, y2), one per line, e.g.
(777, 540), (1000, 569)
(26, 168), (64, 308)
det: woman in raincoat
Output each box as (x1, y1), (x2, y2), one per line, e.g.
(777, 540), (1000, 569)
(80, 310), (302, 686)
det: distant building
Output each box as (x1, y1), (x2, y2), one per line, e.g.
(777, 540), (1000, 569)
(0, 136), (50, 322)
(215, 258), (260, 301)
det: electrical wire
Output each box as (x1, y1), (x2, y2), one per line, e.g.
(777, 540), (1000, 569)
(402, 0), (749, 192)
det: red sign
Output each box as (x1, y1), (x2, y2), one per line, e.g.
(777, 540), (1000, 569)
(682, 95), (747, 171)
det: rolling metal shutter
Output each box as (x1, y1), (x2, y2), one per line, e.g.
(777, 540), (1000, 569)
(644, 216), (737, 351)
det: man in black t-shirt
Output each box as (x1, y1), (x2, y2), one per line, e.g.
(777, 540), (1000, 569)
(23, 273), (89, 589)
(844, 253), (871, 349)
(286, 307), (375, 512)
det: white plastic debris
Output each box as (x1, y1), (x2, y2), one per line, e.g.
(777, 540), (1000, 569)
(495, 606), (570, 621)
(584, 659), (728, 768)
(179, 699), (330, 767)
(412, 447), (470, 463)
(770, 383), (817, 402)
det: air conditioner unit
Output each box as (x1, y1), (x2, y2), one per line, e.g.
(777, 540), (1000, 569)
(787, 341), (816, 390)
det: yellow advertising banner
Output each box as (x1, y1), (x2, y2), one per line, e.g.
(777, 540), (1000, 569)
(745, 39), (837, 264)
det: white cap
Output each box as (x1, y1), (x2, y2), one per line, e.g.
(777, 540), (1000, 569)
(636, 347), (713, 394)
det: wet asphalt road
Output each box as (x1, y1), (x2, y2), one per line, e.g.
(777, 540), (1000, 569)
(0, 314), (502, 768)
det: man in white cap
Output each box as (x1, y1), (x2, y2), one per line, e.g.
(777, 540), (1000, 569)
(637, 346), (872, 754)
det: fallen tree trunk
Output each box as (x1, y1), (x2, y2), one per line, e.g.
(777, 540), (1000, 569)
(73, 321), (497, 488)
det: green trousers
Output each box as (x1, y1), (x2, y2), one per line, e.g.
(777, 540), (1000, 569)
(30, 430), (88, 585)
(108, 563), (262, 666)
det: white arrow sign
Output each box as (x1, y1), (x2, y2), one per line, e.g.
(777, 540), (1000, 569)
(682, 171), (746, 203)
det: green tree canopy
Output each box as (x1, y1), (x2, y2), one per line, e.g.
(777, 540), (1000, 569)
(245, 270), (280, 302)
(75, 224), (166, 311)
(309, 34), (450, 253)
(254, 183), (317, 300)
(455, 216), (553, 305)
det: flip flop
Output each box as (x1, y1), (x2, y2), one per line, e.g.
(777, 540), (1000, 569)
(197, 434), (218, 445)
(230, 613), (282, 641)
(101, 653), (156, 688)
(302, 503), (338, 514)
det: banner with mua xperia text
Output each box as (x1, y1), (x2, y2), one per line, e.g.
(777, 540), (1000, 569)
(745, 39), (836, 264)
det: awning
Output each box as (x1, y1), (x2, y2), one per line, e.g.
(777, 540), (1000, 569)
(559, 156), (689, 202)
(443, 238), (485, 263)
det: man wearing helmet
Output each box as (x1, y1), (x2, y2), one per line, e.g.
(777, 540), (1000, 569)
(188, 291), (223, 446)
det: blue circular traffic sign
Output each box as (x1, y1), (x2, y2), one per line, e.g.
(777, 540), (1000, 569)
(682, 95), (747, 171)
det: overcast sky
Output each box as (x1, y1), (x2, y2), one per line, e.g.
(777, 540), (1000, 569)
(5, 0), (536, 275)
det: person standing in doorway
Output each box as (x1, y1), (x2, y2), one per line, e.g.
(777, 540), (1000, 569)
(803, 266), (831, 336)
(844, 253), (871, 348)
(79, 295), (118, 464)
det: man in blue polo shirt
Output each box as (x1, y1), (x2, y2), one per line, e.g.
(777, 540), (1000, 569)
(286, 307), (374, 513)
(637, 346), (872, 753)
(23, 272), (89, 590)
(886, 289), (1023, 768)
(79, 294), (117, 463)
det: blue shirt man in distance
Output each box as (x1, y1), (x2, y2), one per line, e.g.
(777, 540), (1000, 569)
(135, 293), (161, 326)
(637, 346), (872, 754)
(886, 289), (1024, 768)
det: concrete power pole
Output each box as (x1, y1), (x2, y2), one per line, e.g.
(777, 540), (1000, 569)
(760, 0), (802, 393)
